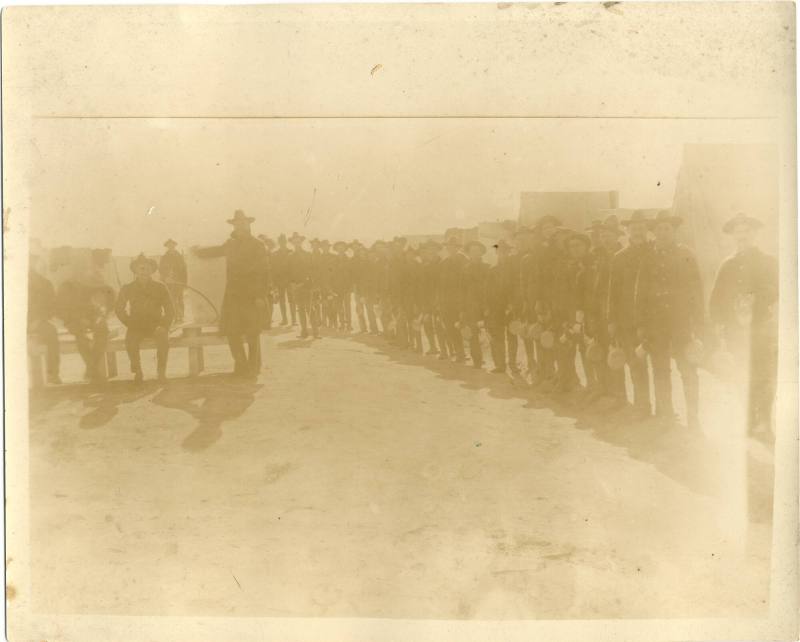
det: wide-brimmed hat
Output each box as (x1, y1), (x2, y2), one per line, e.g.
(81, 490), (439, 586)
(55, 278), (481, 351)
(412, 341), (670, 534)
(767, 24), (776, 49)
(722, 212), (764, 234)
(163, 238), (178, 248)
(227, 209), (254, 224)
(289, 232), (305, 244)
(464, 240), (487, 255)
(621, 210), (651, 227)
(130, 253), (158, 273)
(567, 232), (592, 249)
(333, 241), (349, 252)
(536, 215), (562, 229)
(648, 209), (682, 229)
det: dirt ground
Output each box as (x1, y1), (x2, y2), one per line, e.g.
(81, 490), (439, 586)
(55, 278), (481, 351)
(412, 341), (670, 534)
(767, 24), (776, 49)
(28, 326), (773, 619)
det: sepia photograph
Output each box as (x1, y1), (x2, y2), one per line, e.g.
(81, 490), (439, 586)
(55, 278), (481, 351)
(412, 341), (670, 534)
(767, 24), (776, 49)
(2, 2), (798, 641)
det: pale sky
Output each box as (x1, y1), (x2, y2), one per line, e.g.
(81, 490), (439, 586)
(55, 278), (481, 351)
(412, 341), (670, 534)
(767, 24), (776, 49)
(7, 3), (792, 254)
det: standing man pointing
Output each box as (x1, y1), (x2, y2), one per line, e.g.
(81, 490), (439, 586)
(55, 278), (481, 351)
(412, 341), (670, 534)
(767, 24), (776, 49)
(192, 210), (268, 378)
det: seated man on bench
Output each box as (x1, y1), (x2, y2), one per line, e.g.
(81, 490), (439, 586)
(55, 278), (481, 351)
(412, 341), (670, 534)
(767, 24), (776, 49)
(115, 254), (175, 383)
(55, 258), (116, 383)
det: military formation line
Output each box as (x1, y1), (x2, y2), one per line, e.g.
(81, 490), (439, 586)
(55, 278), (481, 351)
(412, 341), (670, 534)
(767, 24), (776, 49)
(28, 208), (777, 437)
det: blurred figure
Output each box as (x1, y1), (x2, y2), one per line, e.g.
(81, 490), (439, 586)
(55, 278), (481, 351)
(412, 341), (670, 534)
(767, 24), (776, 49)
(257, 235), (276, 330)
(288, 232), (318, 339)
(461, 240), (489, 368)
(28, 248), (61, 384)
(159, 239), (188, 324)
(438, 237), (466, 362)
(115, 254), (174, 383)
(271, 233), (295, 326)
(55, 255), (116, 382)
(192, 210), (267, 378)
(635, 210), (704, 427)
(609, 210), (653, 418)
(710, 212), (778, 439)
(486, 239), (516, 374)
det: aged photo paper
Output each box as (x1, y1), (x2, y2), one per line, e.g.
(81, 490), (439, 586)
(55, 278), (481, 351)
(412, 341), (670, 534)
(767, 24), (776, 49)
(2, 2), (798, 641)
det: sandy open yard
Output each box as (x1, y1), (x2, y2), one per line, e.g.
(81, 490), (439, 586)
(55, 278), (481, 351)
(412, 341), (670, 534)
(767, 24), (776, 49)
(28, 327), (773, 619)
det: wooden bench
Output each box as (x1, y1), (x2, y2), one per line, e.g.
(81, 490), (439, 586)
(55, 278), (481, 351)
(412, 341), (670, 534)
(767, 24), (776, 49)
(28, 324), (231, 388)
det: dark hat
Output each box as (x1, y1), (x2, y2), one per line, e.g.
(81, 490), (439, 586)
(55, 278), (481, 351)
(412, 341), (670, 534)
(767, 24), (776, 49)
(465, 240), (487, 255)
(567, 232), (592, 249)
(621, 210), (651, 227)
(494, 239), (513, 252)
(648, 209), (682, 229)
(227, 209), (254, 224)
(130, 253), (157, 273)
(163, 238), (178, 248)
(333, 241), (349, 252)
(536, 215), (562, 228)
(722, 212), (764, 234)
(289, 232), (305, 244)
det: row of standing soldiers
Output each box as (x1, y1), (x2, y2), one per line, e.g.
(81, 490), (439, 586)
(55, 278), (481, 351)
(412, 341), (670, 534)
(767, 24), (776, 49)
(259, 209), (777, 435)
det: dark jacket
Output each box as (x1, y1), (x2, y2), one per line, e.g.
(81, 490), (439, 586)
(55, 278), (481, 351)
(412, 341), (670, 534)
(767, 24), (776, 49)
(159, 249), (188, 285)
(115, 278), (175, 330)
(460, 260), (489, 321)
(437, 253), (467, 309)
(635, 242), (704, 342)
(608, 240), (651, 332)
(55, 278), (116, 333)
(709, 246), (778, 331)
(270, 247), (292, 287)
(28, 270), (57, 327)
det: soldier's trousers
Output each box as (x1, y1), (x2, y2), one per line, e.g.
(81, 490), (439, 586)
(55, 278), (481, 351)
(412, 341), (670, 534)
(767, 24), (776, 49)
(648, 330), (698, 423)
(620, 329), (650, 413)
(292, 283), (319, 337)
(125, 325), (169, 375)
(555, 335), (579, 390)
(336, 290), (352, 330)
(421, 311), (439, 353)
(166, 283), (185, 323)
(440, 305), (464, 360)
(227, 332), (260, 374)
(487, 309), (509, 370)
(275, 283), (295, 325)
(29, 319), (60, 379)
(363, 296), (379, 333)
(379, 298), (394, 339)
(67, 319), (108, 380)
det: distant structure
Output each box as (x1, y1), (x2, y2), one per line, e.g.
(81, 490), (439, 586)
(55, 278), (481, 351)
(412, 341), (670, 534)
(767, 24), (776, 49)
(671, 143), (778, 288)
(518, 191), (619, 231)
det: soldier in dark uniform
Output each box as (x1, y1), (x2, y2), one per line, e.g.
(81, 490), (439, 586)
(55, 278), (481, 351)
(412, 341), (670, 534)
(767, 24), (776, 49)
(159, 239), (188, 323)
(609, 210), (653, 418)
(460, 240), (490, 368)
(28, 250), (61, 384)
(288, 232), (318, 339)
(419, 241), (446, 356)
(387, 238), (409, 346)
(308, 239), (326, 331)
(115, 254), (175, 383)
(257, 235), (276, 330)
(350, 242), (370, 334)
(486, 240), (515, 374)
(556, 232), (594, 393)
(514, 226), (538, 378)
(373, 241), (393, 337)
(271, 233), (295, 326)
(192, 210), (268, 377)
(635, 210), (704, 427)
(586, 214), (626, 403)
(317, 240), (336, 329)
(55, 258), (116, 383)
(404, 246), (425, 353)
(437, 237), (466, 362)
(332, 241), (354, 332)
(709, 212), (778, 437)
(533, 215), (563, 384)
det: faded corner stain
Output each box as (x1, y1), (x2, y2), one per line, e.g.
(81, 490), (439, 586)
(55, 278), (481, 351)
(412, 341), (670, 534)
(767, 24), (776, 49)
(603, 1), (623, 14)
(497, 2), (513, 9)
(3, 207), (11, 234)
(6, 584), (17, 601)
